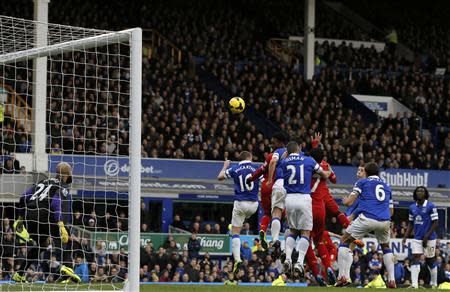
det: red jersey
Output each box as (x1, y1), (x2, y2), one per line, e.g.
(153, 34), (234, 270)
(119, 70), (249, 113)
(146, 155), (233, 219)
(310, 160), (336, 201)
(249, 153), (274, 216)
(262, 153), (273, 181)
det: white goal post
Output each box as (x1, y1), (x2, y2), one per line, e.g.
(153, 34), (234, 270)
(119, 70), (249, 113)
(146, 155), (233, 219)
(0, 14), (141, 292)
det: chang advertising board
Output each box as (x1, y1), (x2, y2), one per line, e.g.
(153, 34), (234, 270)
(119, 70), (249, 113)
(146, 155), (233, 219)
(91, 232), (230, 255)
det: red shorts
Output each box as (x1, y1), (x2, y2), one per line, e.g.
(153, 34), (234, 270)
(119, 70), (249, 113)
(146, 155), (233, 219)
(260, 182), (272, 216)
(311, 198), (325, 240)
(323, 192), (340, 216)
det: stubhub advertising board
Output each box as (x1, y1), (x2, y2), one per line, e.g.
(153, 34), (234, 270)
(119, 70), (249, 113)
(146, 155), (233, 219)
(49, 155), (450, 189)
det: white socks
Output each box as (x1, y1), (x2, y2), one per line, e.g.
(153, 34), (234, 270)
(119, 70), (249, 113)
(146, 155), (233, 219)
(411, 264), (420, 288)
(285, 235), (309, 266)
(285, 235), (296, 262)
(297, 236), (310, 265)
(232, 234), (241, 262)
(382, 249), (395, 282)
(429, 265), (438, 287)
(338, 244), (353, 280)
(271, 218), (281, 242)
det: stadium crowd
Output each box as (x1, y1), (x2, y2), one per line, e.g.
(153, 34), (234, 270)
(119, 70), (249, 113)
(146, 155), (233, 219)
(0, 0), (448, 170)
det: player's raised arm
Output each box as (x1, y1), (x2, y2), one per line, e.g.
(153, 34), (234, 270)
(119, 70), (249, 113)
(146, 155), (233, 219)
(310, 132), (322, 149)
(313, 161), (330, 179)
(247, 163), (265, 183)
(53, 162), (73, 244)
(267, 155), (278, 185)
(342, 180), (362, 206)
(217, 160), (231, 180)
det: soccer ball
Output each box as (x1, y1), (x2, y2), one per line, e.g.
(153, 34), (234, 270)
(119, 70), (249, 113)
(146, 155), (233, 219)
(229, 97), (245, 114)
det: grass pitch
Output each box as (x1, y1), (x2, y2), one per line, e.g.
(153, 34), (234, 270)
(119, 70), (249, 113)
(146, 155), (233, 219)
(0, 283), (422, 291)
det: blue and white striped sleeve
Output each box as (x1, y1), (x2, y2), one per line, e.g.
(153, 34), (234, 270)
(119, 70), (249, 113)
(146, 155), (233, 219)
(313, 162), (322, 173)
(408, 207), (414, 222)
(224, 167), (234, 179)
(430, 206), (439, 221)
(352, 179), (363, 195)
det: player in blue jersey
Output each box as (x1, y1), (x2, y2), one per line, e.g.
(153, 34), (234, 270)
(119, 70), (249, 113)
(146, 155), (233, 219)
(345, 165), (366, 221)
(217, 151), (261, 275)
(265, 132), (289, 257)
(402, 186), (439, 288)
(280, 141), (330, 278)
(336, 162), (396, 288)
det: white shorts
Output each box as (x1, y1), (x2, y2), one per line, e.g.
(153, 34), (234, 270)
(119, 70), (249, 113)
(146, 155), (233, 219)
(285, 194), (313, 231)
(271, 179), (286, 212)
(346, 214), (390, 244)
(231, 200), (258, 228)
(411, 239), (436, 258)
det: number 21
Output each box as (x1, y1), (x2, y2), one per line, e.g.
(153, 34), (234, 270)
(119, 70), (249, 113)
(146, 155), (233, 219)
(287, 164), (304, 185)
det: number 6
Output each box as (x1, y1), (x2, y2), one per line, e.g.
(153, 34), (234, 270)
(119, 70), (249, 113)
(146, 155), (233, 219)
(375, 184), (385, 201)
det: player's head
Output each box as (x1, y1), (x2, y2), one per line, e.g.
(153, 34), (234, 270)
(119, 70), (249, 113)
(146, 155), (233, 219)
(238, 151), (252, 161)
(271, 132), (289, 150)
(413, 186), (429, 201)
(309, 147), (324, 163)
(364, 162), (379, 177)
(357, 165), (366, 179)
(56, 162), (73, 184)
(286, 141), (300, 154)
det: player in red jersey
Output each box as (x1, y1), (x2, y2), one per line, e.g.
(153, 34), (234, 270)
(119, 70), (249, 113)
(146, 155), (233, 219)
(305, 145), (338, 285)
(310, 134), (350, 229)
(249, 152), (273, 250)
(247, 134), (287, 250)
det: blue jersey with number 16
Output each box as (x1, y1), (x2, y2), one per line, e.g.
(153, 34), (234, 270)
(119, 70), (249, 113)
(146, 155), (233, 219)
(225, 160), (260, 202)
(280, 153), (321, 194)
(352, 175), (393, 221)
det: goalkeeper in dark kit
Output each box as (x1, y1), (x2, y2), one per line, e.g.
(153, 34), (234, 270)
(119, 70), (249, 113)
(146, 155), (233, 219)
(12, 162), (80, 283)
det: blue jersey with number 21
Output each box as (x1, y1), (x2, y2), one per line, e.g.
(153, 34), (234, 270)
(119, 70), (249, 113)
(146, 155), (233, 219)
(225, 160), (260, 202)
(352, 175), (393, 221)
(280, 153), (321, 194)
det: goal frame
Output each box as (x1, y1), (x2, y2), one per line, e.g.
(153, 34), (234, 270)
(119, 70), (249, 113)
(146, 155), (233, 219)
(0, 25), (142, 291)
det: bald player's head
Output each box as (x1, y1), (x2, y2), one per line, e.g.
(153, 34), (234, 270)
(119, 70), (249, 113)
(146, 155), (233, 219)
(56, 162), (73, 184)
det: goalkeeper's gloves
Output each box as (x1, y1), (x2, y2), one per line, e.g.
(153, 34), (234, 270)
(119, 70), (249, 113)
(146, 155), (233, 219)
(13, 218), (31, 244)
(58, 221), (69, 244)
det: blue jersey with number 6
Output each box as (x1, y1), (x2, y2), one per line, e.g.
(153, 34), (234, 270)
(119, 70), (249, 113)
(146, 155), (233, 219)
(225, 160), (260, 201)
(280, 153), (321, 194)
(352, 176), (393, 221)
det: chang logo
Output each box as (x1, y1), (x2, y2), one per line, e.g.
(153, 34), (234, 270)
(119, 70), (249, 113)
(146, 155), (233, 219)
(104, 160), (120, 176)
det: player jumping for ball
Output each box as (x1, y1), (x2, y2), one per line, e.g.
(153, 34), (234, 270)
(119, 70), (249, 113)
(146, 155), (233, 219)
(12, 162), (80, 283)
(336, 162), (396, 288)
(218, 151), (262, 276)
(280, 141), (330, 278)
(247, 132), (288, 253)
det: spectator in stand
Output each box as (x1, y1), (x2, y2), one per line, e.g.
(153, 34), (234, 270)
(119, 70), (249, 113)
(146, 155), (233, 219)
(241, 241), (252, 261)
(213, 223), (221, 234)
(184, 259), (200, 282)
(240, 222), (253, 235)
(171, 214), (187, 231)
(0, 157), (20, 174)
(203, 224), (214, 234)
(154, 247), (169, 270)
(91, 266), (108, 283)
(74, 255), (89, 283)
(190, 222), (201, 234)
(188, 234), (201, 259)
(394, 256), (405, 285)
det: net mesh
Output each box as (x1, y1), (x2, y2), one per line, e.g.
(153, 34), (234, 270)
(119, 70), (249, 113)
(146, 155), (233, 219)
(0, 15), (134, 290)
